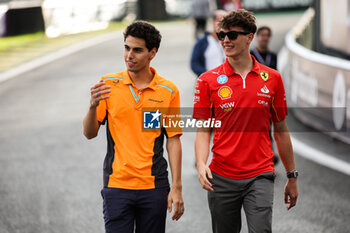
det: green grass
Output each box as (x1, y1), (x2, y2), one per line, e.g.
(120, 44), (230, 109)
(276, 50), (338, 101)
(0, 21), (126, 52)
(0, 31), (47, 51)
(107, 21), (128, 30)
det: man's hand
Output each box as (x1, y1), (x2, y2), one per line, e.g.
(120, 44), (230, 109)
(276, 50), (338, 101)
(168, 186), (184, 221)
(284, 178), (298, 210)
(90, 81), (110, 108)
(83, 81), (110, 139)
(197, 163), (214, 192)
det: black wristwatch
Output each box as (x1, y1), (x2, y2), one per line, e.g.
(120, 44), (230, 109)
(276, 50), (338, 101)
(287, 170), (299, 179)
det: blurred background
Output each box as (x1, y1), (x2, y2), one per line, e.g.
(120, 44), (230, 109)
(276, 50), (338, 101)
(0, 0), (349, 232)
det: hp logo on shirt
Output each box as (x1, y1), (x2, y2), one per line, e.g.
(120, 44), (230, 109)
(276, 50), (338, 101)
(217, 75), (228, 84)
(143, 110), (161, 129)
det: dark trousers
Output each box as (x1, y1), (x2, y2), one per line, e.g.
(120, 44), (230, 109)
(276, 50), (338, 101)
(208, 172), (275, 233)
(101, 187), (169, 233)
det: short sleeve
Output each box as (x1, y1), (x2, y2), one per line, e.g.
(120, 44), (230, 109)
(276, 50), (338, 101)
(96, 78), (108, 125)
(164, 86), (183, 138)
(271, 73), (288, 122)
(192, 76), (211, 120)
(96, 99), (107, 125)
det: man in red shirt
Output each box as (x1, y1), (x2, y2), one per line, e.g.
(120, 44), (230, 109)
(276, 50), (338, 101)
(193, 9), (298, 233)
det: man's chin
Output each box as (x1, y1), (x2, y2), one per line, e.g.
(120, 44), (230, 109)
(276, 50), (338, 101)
(126, 66), (137, 72)
(225, 53), (237, 58)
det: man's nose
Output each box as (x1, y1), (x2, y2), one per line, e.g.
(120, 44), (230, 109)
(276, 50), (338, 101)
(126, 51), (134, 60)
(224, 35), (230, 42)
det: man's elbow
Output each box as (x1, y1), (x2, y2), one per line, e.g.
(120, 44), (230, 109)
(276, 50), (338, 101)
(190, 63), (199, 76)
(85, 134), (96, 140)
(273, 130), (290, 143)
(272, 131), (280, 142)
(194, 67), (205, 77)
(83, 130), (98, 140)
(167, 135), (181, 145)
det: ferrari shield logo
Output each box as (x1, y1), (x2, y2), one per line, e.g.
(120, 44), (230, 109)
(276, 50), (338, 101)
(260, 71), (269, 81)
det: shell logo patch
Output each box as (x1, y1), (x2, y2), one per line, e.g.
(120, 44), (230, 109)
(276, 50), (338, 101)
(218, 86), (232, 100)
(260, 71), (269, 81)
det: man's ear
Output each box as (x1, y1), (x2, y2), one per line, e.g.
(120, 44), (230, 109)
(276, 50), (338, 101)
(149, 48), (157, 60)
(247, 33), (254, 44)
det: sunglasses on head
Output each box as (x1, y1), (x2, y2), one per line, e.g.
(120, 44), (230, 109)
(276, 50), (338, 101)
(216, 30), (250, 41)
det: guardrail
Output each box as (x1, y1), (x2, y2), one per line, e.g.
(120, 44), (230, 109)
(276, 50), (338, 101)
(279, 8), (350, 144)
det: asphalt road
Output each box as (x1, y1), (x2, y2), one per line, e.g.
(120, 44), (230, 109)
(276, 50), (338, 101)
(1, 12), (350, 233)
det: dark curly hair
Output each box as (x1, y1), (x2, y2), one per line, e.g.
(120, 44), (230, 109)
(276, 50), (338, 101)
(218, 9), (257, 34)
(124, 21), (162, 51)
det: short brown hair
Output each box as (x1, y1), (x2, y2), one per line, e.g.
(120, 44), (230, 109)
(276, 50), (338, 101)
(218, 9), (257, 34)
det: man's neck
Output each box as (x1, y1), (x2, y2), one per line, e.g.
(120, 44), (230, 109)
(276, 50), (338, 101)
(129, 66), (154, 89)
(227, 51), (253, 76)
(256, 45), (268, 54)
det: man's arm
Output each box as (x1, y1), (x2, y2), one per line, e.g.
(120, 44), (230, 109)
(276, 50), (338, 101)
(166, 135), (184, 221)
(83, 82), (110, 139)
(195, 124), (213, 192)
(273, 119), (298, 210)
(190, 39), (207, 77)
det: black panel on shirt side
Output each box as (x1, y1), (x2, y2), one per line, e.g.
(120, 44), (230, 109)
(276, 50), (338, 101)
(152, 127), (170, 189)
(103, 118), (115, 187)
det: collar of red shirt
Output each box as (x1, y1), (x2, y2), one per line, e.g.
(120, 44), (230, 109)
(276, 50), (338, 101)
(222, 55), (261, 77)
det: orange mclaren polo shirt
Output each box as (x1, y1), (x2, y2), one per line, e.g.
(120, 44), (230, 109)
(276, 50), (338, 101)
(96, 67), (182, 190)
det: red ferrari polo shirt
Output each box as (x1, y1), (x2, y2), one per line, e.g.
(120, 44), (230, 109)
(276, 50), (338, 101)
(193, 56), (287, 179)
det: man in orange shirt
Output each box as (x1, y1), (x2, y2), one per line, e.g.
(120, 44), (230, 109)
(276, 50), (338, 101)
(83, 21), (184, 233)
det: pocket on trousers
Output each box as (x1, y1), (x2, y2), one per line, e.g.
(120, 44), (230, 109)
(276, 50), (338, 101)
(253, 178), (274, 208)
(101, 188), (125, 220)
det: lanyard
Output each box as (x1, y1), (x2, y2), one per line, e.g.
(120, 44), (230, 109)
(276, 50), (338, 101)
(252, 48), (271, 67)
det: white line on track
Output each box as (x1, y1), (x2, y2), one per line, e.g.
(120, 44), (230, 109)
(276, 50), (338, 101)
(291, 136), (350, 176)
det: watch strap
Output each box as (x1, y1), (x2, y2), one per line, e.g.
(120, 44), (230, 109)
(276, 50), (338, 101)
(287, 170), (298, 178)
